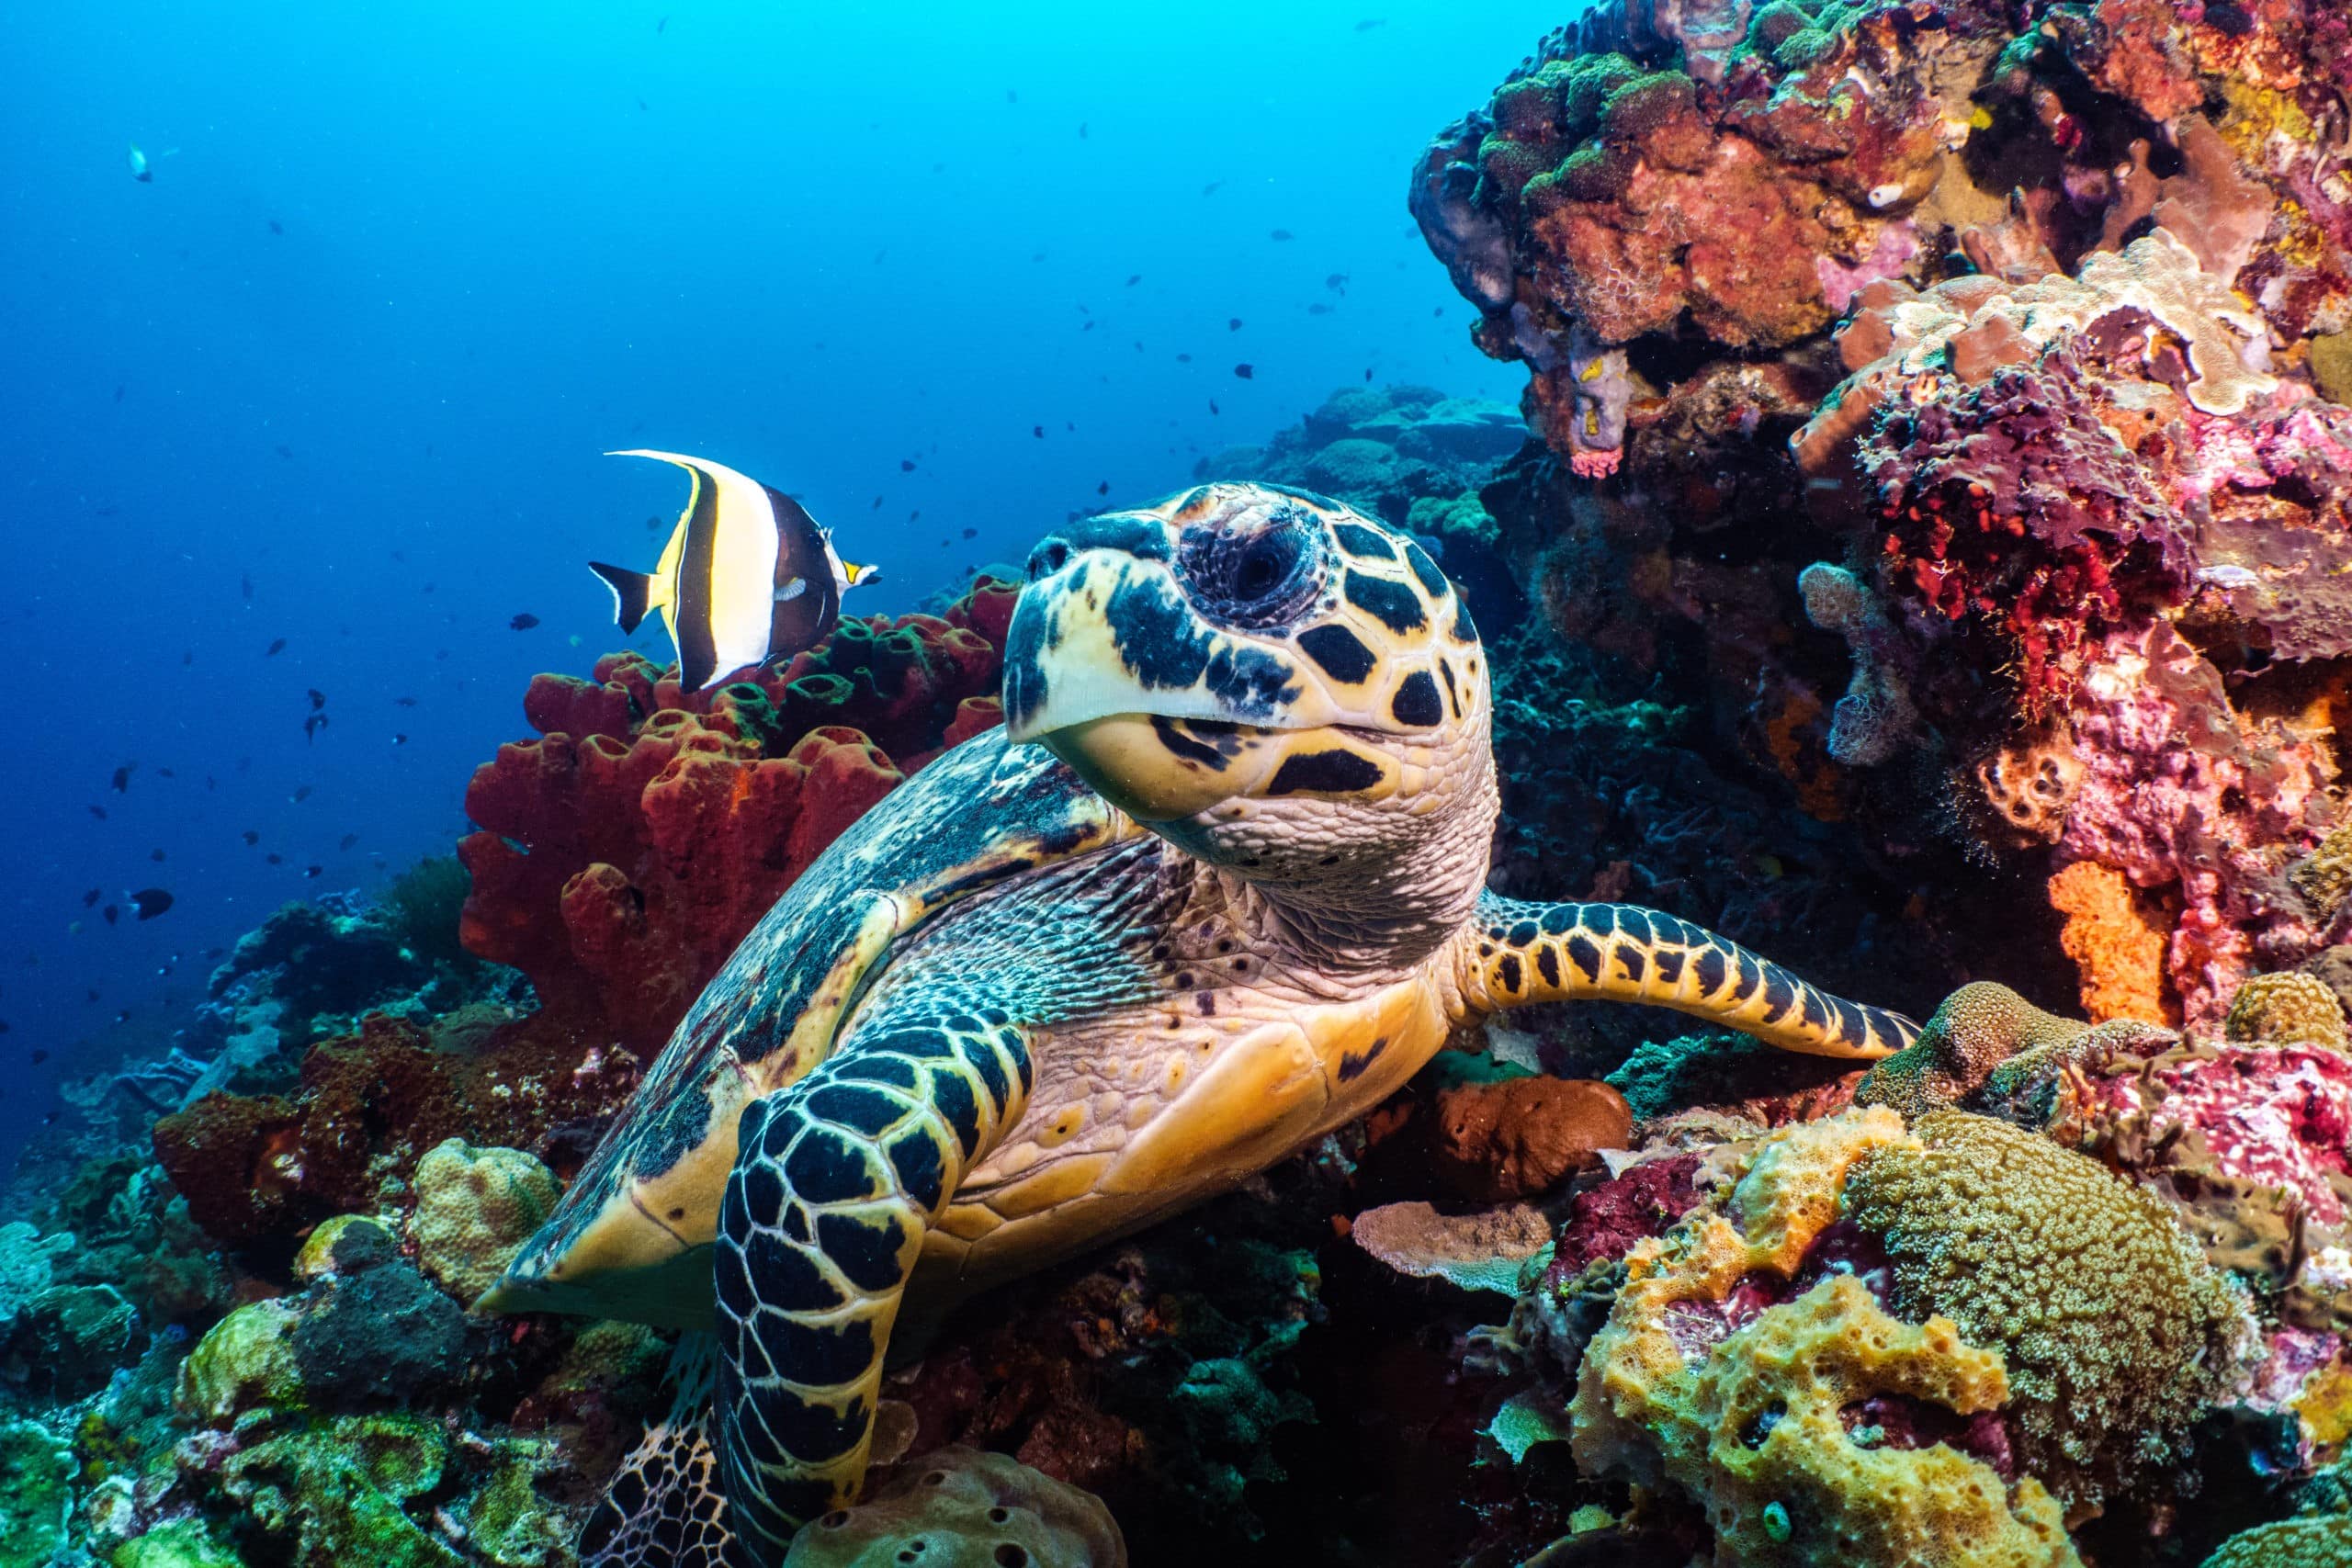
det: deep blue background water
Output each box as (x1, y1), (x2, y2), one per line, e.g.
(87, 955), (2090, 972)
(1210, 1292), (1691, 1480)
(0, 2), (1544, 1162)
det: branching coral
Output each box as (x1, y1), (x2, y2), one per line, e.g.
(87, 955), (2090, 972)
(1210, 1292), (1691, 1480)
(1800, 562), (1918, 766)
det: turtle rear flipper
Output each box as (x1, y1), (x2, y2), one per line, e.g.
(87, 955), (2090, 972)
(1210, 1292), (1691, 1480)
(1465, 894), (1919, 1059)
(717, 1012), (1035, 1557)
(583, 1340), (736, 1568)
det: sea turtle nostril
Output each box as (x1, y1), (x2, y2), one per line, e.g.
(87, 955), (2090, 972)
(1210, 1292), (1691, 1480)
(1028, 541), (1070, 578)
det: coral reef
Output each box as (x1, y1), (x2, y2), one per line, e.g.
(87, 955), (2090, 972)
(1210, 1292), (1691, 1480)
(785, 1446), (1126, 1567)
(458, 578), (1014, 1049)
(1842, 1111), (2252, 1514)
(408, 1139), (560, 1307)
(1568, 1109), (2082, 1566)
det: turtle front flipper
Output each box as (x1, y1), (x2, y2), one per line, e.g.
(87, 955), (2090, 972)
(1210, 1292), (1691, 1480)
(715, 1011), (1035, 1562)
(1463, 895), (1917, 1060)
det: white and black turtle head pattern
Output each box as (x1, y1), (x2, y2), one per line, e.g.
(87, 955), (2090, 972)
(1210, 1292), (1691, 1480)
(1002, 483), (1488, 843)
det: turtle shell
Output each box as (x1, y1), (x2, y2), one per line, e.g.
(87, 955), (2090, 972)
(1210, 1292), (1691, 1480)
(483, 725), (1134, 1327)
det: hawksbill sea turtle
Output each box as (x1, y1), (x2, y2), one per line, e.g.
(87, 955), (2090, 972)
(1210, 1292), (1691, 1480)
(481, 481), (1919, 1566)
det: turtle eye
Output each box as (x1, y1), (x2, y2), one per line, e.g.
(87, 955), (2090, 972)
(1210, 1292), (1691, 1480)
(1231, 531), (1295, 602)
(1181, 518), (1317, 626)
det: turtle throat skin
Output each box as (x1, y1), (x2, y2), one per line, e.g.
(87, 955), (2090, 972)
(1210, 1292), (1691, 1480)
(1005, 482), (1498, 973)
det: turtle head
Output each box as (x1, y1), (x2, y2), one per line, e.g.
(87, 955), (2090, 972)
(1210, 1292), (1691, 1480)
(1005, 483), (1493, 936)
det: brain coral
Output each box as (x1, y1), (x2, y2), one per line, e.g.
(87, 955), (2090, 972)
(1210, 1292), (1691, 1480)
(1570, 1108), (2081, 1567)
(408, 1139), (560, 1307)
(2224, 972), (2350, 1054)
(1842, 1111), (2250, 1515)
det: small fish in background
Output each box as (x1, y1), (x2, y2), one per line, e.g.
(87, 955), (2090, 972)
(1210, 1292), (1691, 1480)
(130, 887), (173, 920)
(267, 219), (284, 235)
(103, 906), (119, 925)
(1355, 17), (1387, 31)
(110, 764), (133, 793)
(292, 785), (312, 803)
(274, 445), (293, 459)
(962, 527), (977, 540)
(509, 613), (540, 630)
(657, 14), (667, 31)
(303, 712), (329, 743)
(1270, 229), (1294, 242)
(307, 689), (325, 711)
(266, 854), (283, 865)
(127, 142), (176, 182)
(394, 695), (418, 706)
(1307, 303), (1332, 315)
(31, 1050), (48, 1066)
(1209, 399), (1220, 415)
(1097, 481), (1110, 496)
(1325, 273), (1350, 294)
(149, 848), (165, 862)
(241, 830), (260, 846)
(241, 573), (254, 600)
(304, 865), (323, 878)
(88, 805), (107, 821)
(81, 889), (100, 908)
(1228, 318), (1242, 331)
(1202, 180), (1224, 196)
(392, 732), (409, 745)
(590, 450), (880, 691)
(265, 637), (286, 657)
(1234, 364), (1254, 379)
(339, 833), (359, 851)
(114, 385), (125, 402)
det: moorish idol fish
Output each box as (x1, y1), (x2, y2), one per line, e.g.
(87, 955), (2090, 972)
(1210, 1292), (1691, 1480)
(589, 449), (879, 692)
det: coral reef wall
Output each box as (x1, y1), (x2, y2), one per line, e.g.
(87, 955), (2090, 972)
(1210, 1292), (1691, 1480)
(1413, 0), (2352, 1032)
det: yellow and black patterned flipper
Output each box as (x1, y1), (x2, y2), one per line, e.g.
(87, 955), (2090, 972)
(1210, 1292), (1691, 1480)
(1466, 895), (1918, 1060)
(713, 1010), (1033, 1562)
(581, 1335), (738, 1568)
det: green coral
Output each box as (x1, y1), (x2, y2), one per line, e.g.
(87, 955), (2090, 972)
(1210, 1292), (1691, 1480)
(219, 1413), (459, 1568)
(0, 1417), (73, 1568)
(109, 1519), (245, 1568)
(1842, 1111), (2250, 1512)
(463, 1450), (569, 1568)
(2223, 971), (2348, 1053)
(177, 1299), (306, 1426)
(2201, 1514), (2352, 1567)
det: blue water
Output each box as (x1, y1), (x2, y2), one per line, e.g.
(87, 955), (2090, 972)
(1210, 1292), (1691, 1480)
(0, 2), (1541, 1161)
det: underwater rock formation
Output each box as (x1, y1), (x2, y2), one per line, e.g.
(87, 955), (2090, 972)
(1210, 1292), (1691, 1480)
(458, 580), (1013, 1049)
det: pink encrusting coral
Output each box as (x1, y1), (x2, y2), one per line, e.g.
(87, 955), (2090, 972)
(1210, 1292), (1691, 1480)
(2069, 1042), (2352, 1224)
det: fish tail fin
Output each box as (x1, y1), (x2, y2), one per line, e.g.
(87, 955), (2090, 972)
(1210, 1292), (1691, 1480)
(588, 561), (657, 633)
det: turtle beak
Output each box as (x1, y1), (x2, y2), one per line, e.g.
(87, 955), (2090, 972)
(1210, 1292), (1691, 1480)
(1003, 523), (1315, 747)
(1003, 525), (1322, 821)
